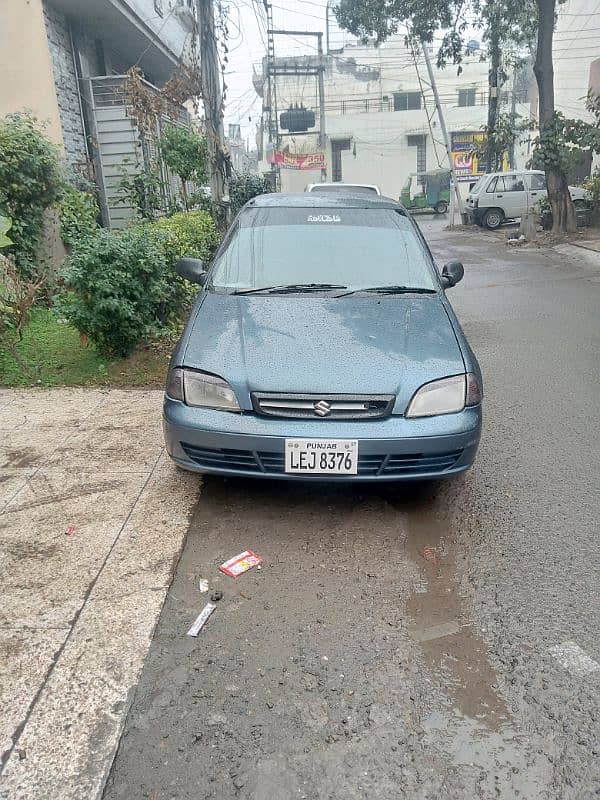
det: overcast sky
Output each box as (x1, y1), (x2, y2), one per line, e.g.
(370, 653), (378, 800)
(223, 0), (351, 142)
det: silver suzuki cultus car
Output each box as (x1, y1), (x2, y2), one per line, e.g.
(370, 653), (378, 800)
(163, 193), (482, 480)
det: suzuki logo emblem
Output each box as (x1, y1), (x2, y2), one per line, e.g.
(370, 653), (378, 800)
(313, 400), (332, 417)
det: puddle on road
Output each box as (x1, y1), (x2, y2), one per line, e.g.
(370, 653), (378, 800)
(379, 488), (552, 797)
(402, 500), (509, 729)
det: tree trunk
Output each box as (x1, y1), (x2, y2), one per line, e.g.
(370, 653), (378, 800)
(485, 25), (501, 173)
(180, 177), (189, 211)
(533, 0), (576, 233)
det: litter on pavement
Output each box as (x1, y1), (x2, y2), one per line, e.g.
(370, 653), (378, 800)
(187, 602), (217, 637)
(549, 641), (600, 677)
(65, 525), (75, 536)
(198, 579), (209, 593)
(218, 550), (263, 578)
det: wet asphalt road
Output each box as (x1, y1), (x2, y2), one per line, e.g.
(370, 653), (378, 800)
(103, 219), (600, 800)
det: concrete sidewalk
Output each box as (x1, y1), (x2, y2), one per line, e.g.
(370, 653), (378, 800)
(0, 389), (200, 800)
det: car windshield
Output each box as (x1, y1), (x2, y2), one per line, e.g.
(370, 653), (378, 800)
(209, 207), (438, 293)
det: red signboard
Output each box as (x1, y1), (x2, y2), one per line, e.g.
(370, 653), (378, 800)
(273, 151), (326, 170)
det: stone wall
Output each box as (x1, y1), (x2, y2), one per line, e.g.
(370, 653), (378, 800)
(42, 1), (87, 166)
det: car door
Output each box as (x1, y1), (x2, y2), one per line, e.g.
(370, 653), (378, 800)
(499, 174), (529, 218)
(526, 172), (547, 211)
(481, 174), (501, 212)
(482, 175), (514, 215)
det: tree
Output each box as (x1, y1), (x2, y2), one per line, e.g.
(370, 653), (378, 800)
(158, 125), (209, 211)
(532, 0), (575, 232)
(529, 90), (600, 223)
(336, 0), (584, 233)
(0, 112), (63, 277)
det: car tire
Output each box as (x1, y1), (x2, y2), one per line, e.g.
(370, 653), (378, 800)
(482, 208), (503, 229)
(434, 201), (448, 214)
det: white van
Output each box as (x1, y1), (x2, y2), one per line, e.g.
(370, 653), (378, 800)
(466, 170), (587, 229)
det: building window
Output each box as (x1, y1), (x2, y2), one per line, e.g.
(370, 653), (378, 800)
(393, 91), (421, 111)
(407, 134), (427, 174)
(458, 88), (477, 107)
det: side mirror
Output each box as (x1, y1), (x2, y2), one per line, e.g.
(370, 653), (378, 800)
(176, 257), (207, 285)
(441, 261), (464, 288)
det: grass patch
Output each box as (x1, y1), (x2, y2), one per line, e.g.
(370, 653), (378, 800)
(0, 307), (173, 388)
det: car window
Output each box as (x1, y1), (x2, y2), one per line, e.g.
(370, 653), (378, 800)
(486, 177), (498, 193)
(469, 176), (486, 195)
(527, 173), (547, 190)
(210, 207), (437, 292)
(310, 185), (379, 195)
(504, 175), (526, 192)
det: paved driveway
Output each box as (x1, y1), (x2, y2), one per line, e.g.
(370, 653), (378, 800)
(0, 389), (199, 799)
(103, 222), (600, 800)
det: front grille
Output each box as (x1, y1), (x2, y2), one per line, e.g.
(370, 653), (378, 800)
(181, 444), (463, 477)
(251, 393), (394, 420)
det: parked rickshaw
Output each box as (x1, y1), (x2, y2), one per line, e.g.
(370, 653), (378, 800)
(400, 169), (451, 214)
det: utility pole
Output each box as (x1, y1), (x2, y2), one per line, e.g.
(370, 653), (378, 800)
(197, 0), (229, 220)
(421, 42), (465, 223)
(317, 32), (327, 182)
(508, 68), (518, 169)
(264, 2), (280, 187)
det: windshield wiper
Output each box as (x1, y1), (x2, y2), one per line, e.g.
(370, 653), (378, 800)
(232, 283), (347, 295)
(335, 285), (438, 298)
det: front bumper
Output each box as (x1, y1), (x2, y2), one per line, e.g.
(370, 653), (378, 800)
(163, 399), (482, 481)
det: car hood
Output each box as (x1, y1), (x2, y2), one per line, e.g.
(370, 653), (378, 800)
(182, 294), (465, 412)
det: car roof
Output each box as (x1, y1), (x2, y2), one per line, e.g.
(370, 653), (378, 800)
(483, 169), (543, 177)
(246, 192), (404, 210)
(307, 182), (379, 189)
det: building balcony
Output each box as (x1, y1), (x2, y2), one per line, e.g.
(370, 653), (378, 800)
(47, 0), (195, 84)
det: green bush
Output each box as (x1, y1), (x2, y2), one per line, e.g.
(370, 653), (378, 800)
(116, 160), (164, 221)
(62, 211), (221, 358)
(0, 113), (63, 276)
(583, 170), (600, 212)
(58, 181), (100, 248)
(62, 226), (180, 358)
(229, 173), (271, 216)
(153, 210), (220, 263)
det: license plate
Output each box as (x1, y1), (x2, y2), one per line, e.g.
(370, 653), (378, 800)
(284, 439), (358, 475)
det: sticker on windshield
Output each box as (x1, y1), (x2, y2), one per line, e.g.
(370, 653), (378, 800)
(307, 214), (341, 223)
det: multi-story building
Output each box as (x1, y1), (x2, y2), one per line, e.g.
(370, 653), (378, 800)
(0, 0), (197, 226)
(254, 35), (533, 198)
(227, 123), (258, 174)
(553, 0), (600, 180)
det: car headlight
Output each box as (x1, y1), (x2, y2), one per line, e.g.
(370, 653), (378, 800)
(166, 368), (241, 411)
(406, 373), (481, 418)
